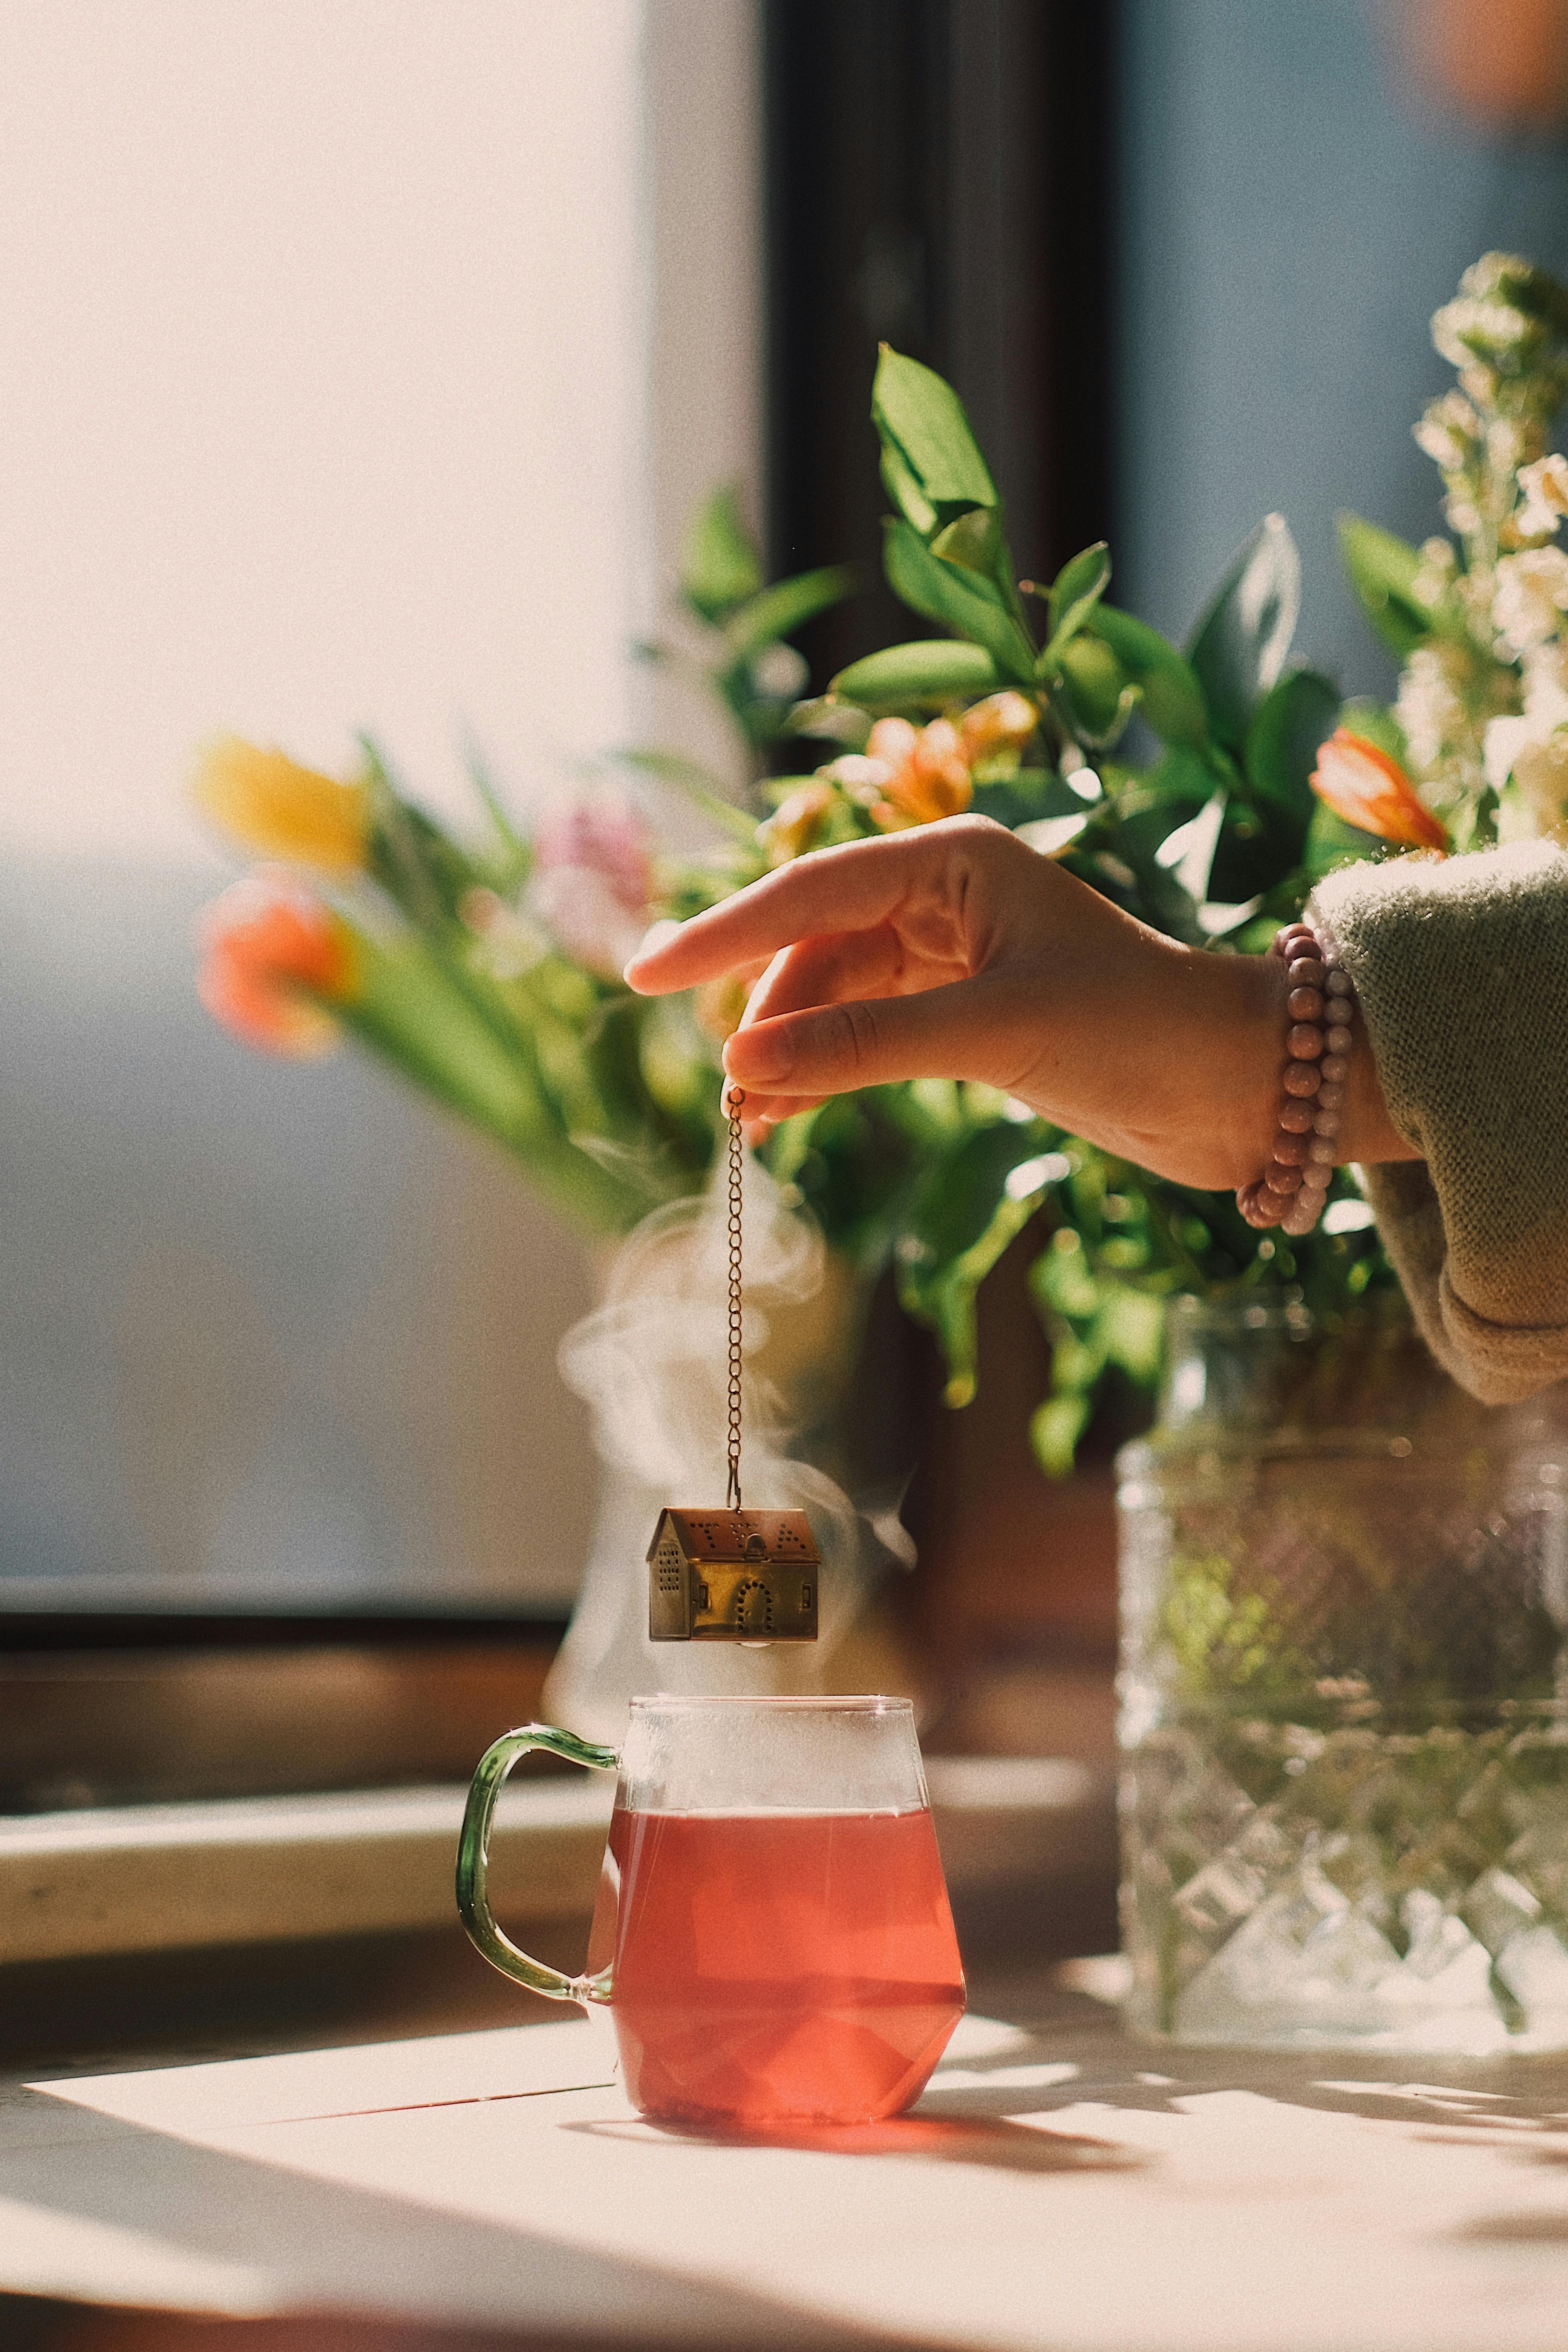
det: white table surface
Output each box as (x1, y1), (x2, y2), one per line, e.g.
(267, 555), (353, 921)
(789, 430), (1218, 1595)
(8, 1983), (1568, 2352)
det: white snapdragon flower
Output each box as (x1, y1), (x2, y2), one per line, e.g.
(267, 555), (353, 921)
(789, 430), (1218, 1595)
(1432, 295), (1529, 370)
(1493, 546), (1568, 652)
(1521, 639), (1568, 729)
(1395, 644), (1467, 774)
(1484, 713), (1531, 795)
(1517, 453), (1568, 539)
(1482, 642), (1568, 808)
(1499, 729), (1568, 845)
(1413, 391), (1479, 470)
(1411, 536), (1458, 610)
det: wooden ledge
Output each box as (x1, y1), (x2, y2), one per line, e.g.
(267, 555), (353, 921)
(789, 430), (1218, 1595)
(0, 1756), (1111, 1971)
(0, 1781), (614, 1967)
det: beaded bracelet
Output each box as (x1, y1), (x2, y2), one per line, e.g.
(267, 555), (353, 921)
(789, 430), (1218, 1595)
(1235, 920), (1356, 1239)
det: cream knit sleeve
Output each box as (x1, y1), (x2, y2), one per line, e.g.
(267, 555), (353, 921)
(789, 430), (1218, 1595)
(1308, 840), (1568, 1404)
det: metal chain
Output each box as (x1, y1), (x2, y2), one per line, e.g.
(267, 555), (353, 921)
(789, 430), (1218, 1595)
(726, 1085), (744, 1511)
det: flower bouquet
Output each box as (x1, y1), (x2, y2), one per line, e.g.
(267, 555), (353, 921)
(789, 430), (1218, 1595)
(193, 253), (1568, 1498)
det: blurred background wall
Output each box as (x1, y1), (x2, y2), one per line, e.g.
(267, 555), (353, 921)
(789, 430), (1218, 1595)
(5, 0), (1568, 1622)
(1118, 0), (1568, 698)
(0, 0), (760, 1611)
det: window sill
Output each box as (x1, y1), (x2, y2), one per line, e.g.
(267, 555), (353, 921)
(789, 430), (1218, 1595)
(0, 1779), (614, 1967)
(0, 1753), (1113, 1973)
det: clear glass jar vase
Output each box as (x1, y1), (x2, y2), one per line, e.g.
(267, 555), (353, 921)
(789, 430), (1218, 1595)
(1118, 1295), (1568, 2052)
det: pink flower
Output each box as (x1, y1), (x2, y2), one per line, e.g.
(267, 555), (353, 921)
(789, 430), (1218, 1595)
(530, 796), (657, 979)
(534, 796), (654, 913)
(1309, 729), (1449, 852)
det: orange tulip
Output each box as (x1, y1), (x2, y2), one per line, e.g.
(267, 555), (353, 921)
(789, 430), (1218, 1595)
(196, 873), (359, 1057)
(1309, 729), (1449, 851)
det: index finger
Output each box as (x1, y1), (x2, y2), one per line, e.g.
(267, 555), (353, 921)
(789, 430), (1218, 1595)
(623, 818), (983, 995)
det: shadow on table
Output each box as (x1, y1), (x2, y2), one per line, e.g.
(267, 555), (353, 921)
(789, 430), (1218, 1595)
(567, 2111), (1144, 2175)
(3, 2092), (911, 2352)
(920, 1984), (1568, 2135)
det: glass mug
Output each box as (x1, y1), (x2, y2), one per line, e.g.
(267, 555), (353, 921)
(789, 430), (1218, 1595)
(457, 1695), (966, 2128)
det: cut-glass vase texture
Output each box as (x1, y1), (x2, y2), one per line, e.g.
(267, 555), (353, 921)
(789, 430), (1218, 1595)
(1119, 1299), (1568, 2050)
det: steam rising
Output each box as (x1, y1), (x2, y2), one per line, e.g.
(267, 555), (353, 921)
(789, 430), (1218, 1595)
(544, 1155), (909, 1741)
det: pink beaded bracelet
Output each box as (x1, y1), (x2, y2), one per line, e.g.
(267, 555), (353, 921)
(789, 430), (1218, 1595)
(1235, 919), (1356, 1239)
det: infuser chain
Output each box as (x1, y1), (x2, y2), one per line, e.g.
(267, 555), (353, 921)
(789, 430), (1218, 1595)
(726, 1084), (744, 1511)
(645, 1079), (818, 1645)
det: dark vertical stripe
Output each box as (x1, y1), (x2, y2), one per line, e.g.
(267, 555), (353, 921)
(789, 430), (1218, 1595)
(764, 0), (1118, 690)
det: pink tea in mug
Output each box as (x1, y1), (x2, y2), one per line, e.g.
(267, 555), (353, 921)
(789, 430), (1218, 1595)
(458, 1696), (966, 2126)
(588, 1804), (966, 2127)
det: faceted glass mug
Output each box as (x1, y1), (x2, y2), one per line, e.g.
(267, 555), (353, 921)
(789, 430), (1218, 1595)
(457, 1694), (966, 2127)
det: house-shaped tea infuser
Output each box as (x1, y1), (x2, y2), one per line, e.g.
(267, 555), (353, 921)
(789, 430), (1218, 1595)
(647, 1089), (819, 1645)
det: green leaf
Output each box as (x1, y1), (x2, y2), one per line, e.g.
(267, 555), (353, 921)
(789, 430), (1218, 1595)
(1138, 745), (1216, 805)
(879, 441), (938, 537)
(462, 742), (531, 892)
(882, 518), (1037, 684)
(1098, 1284), (1165, 1383)
(1153, 786), (1227, 903)
(361, 739), (484, 931)
(871, 346), (998, 514)
(895, 1123), (1059, 1406)
(1052, 634), (1134, 744)
(781, 695), (874, 749)
(931, 504), (1004, 574)
(830, 639), (1006, 711)
(1243, 668), (1340, 827)
(1336, 513), (1433, 659)
(1303, 796), (1387, 882)
(1030, 1393), (1092, 1480)
(1338, 695), (1408, 766)
(931, 504), (1019, 603)
(680, 485), (763, 624)
(1186, 514), (1301, 752)
(971, 767), (1085, 829)
(1084, 608), (1210, 749)
(1045, 541), (1112, 642)
(724, 564), (858, 658)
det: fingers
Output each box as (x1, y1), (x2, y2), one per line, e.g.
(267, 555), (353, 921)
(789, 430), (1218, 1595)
(623, 818), (1002, 995)
(722, 969), (1026, 1102)
(740, 927), (905, 1031)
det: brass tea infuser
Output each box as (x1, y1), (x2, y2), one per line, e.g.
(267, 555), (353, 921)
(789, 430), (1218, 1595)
(646, 1087), (819, 1643)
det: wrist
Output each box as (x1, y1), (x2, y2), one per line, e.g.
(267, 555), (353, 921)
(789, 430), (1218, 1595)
(1213, 948), (1294, 1189)
(1338, 996), (1421, 1165)
(1233, 920), (1422, 1235)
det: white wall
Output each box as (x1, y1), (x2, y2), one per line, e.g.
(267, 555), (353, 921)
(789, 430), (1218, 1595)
(0, 0), (650, 860)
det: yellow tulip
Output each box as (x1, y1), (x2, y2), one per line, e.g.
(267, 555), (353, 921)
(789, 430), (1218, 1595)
(192, 737), (371, 871)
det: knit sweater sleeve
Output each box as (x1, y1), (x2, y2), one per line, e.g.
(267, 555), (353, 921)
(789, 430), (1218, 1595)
(1308, 840), (1568, 1404)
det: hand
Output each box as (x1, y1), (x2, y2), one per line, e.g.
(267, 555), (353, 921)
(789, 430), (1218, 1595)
(625, 816), (1409, 1188)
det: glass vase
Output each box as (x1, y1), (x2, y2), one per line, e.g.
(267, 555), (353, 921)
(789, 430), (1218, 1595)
(1118, 1294), (1568, 2052)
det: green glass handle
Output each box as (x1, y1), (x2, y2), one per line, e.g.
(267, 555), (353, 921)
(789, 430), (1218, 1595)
(456, 1722), (620, 2003)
